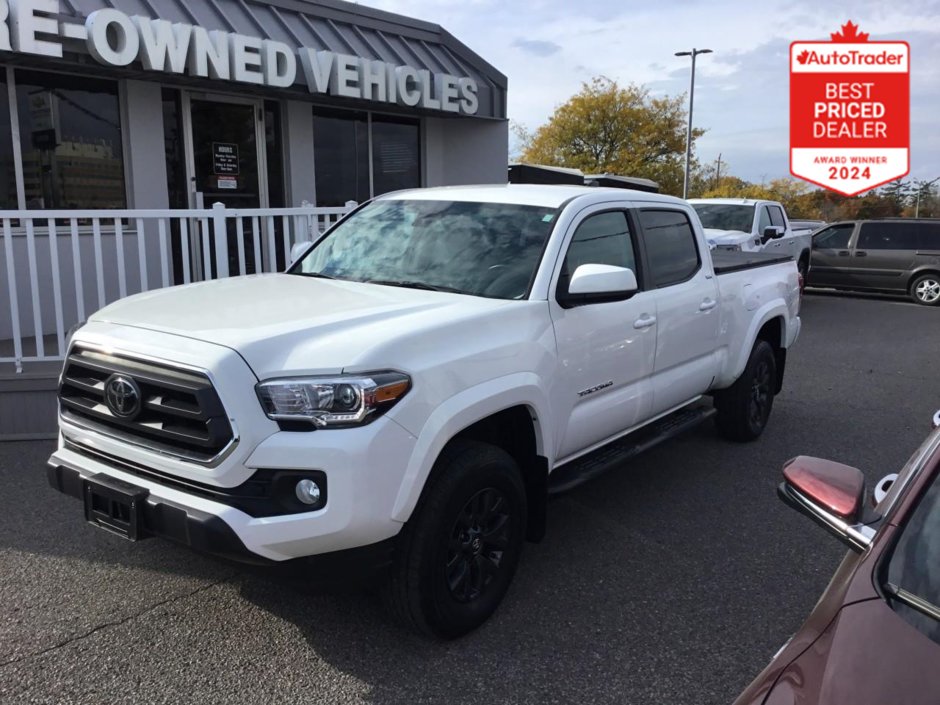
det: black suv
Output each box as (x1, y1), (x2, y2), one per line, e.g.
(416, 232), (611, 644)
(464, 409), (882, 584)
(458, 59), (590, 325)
(808, 219), (940, 305)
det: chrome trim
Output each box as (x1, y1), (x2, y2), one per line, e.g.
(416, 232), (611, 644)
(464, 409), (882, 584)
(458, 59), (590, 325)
(60, 339), (241, 468)
(781, 482), (875, 552)
(885, 583), (940, 623)
(877, 428), (940, 521)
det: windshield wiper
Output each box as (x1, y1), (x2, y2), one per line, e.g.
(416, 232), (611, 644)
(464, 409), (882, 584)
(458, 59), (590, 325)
(365, 279), (464, 294)
(885, 582), (940, 622)
(296, 271), (337, 280)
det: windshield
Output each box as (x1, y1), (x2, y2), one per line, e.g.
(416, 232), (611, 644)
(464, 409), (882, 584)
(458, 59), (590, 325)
(884, 465), (940, 644)
(692, 204), (755, 233)
(291, 199), (559, 299)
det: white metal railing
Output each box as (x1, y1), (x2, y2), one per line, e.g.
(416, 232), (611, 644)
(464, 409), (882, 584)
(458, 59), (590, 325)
(1, 202), (354, 373)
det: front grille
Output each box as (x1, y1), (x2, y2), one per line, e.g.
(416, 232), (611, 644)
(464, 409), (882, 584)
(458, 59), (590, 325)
(59, 346), (234, 462)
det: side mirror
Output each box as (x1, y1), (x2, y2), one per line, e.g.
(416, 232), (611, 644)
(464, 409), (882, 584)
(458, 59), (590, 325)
(561, 264), (638, 308)
(762, 225), (785, 243)
(778, 455), (874, 551)
(289, 241), (313, 266)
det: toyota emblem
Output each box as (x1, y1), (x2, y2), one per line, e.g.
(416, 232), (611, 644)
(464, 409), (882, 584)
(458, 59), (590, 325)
(104, 375), (141, 419)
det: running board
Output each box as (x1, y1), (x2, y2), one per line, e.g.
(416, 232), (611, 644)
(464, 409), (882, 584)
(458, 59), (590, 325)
(548, 404), (717, 496)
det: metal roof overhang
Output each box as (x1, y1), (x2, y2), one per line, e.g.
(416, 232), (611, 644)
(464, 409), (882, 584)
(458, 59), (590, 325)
(18, 0), (506, 119)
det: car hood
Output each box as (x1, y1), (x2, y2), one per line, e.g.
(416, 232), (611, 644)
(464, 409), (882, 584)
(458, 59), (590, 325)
(90, 274), (519, 377)
(703, 228), (753, 245)
(765, 598), (940, 704)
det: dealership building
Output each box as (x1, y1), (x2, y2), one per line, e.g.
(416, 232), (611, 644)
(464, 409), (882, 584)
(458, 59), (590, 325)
(0, 0), (507, 212)
(0, 0), (508, 438)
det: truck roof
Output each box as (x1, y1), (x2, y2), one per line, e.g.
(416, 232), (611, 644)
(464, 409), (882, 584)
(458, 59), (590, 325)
(378, 184), (685, 209)
(687, 198), (781, 207)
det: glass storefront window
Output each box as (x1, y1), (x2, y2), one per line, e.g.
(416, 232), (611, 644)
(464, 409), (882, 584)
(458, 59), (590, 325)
(313, 108), (420, 207)
(14, 70), (126, 210)
(371, 115), (420, 198)
(0, 72), (16, 209)
(313, 108), (369, 207)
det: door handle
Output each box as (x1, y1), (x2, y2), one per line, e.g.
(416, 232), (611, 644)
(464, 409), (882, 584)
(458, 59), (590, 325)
(837, 250), (850, 256)
(854, 251), (867, 257)
(633, 314), (657, 330)
(699, 298), (717, 312)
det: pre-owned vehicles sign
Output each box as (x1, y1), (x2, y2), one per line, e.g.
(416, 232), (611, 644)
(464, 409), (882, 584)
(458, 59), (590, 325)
(790, 22), (909, 196)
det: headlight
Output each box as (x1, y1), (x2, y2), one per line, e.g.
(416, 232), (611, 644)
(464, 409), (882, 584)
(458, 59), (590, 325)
(256, 371), (410, 428)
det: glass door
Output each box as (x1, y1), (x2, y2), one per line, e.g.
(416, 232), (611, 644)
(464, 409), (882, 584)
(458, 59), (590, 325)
(183, 94), (268, 276)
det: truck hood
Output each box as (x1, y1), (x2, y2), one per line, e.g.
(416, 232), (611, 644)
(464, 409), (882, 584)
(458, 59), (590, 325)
(703, 228), (753, 246)
(90, 274), (518, 377)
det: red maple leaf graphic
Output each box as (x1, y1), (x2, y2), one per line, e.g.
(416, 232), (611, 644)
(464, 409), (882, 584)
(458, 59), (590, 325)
(796, 49), (810, 64)
(831, 20), (869, 42)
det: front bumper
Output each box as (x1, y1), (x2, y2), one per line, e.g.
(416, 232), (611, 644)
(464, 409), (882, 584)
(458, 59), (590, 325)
(47, 461), (265, 564)
(49, 414), (419, 562)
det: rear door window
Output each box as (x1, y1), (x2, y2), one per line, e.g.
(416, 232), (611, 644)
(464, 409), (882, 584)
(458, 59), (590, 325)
(857, 222), (919, 250)
(637, 209), (700, 287)
(814, 223), (854, 249)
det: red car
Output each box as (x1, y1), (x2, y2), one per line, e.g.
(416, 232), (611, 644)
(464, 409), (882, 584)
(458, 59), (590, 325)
(735, 410), (940, 704)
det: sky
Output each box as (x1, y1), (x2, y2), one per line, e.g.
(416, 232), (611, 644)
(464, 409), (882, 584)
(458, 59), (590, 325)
(363, 0), (940, 185)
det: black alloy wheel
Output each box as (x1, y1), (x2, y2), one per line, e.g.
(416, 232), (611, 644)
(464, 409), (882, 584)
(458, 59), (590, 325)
(383, 440), (527, 638)
(446, 487), (512, 603)
(748, 356), (773, 431)
(714, 339), (778, 442)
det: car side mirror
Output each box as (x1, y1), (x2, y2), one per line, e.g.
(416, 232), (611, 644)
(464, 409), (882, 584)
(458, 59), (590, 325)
(560, 264), (638, 308)
(778, 455), (873, 551)
(762, 225), (785, 243)
(289, 241), (313, 267)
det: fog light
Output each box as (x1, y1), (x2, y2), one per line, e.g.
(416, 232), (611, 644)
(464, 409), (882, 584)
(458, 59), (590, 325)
(295, 478), (322, 505)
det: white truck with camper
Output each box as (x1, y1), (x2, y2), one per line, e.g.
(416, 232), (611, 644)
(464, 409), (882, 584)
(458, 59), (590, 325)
(48, 185), (801, 637)
(689, 198), (813, 281)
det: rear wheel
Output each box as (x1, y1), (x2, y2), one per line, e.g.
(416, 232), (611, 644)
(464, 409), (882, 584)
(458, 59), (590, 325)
(910, 273), (940, 306)
(714, 339), (777, 442)
(383, 440), (527, 638)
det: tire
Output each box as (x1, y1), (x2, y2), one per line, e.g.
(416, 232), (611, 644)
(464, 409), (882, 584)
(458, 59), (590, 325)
(909, 273), (940, 306)
(797, 257), (809, 292)
(714, 339), (777, 442)
(383, 440), (527, 638)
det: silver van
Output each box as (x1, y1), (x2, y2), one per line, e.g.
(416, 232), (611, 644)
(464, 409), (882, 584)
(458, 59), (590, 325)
(808, 219), (940, 306)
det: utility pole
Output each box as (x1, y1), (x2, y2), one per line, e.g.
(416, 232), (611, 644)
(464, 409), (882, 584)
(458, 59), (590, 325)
(714, 153), (722, 189)
(675, 47), (712, 199)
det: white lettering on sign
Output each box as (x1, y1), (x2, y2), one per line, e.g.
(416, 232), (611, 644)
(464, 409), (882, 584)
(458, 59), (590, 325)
(133, 17), (192, 73)
(0, 0), (481, 115)
(11, 0), (60, 57)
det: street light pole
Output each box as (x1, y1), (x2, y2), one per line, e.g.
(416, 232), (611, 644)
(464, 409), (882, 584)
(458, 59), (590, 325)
(675, 48), (712, 199)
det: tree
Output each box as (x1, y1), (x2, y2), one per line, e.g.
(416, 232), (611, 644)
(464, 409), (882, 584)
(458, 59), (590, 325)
(517, 77), (702, 196)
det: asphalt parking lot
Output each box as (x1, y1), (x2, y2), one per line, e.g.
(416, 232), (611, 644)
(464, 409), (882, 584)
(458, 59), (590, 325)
(1, 291), (938, 705)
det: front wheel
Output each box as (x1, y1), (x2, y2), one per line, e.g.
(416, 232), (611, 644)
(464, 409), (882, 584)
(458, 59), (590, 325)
(910, 273), (940, 306)
(383, 440), (527, 638)
(714, 339), (777, 442)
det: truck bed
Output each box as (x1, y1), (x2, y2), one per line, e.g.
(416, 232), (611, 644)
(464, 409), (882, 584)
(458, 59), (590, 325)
(712, 250), (793, 275)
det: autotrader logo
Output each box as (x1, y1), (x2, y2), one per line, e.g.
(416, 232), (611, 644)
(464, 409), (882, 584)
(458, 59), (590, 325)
(105, 375), (141, 419)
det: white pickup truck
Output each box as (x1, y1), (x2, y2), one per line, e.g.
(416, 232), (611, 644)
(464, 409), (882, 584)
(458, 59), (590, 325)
(48, 185), (801, 637)
(689, 198), (813, 280)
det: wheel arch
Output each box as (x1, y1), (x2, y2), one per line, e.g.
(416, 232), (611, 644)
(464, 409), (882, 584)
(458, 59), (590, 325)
(390, 377), (553, 541)
(721, 306), (789, 393)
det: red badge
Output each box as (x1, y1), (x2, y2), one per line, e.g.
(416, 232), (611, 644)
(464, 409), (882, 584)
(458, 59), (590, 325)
(790, 21), (909, 196)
